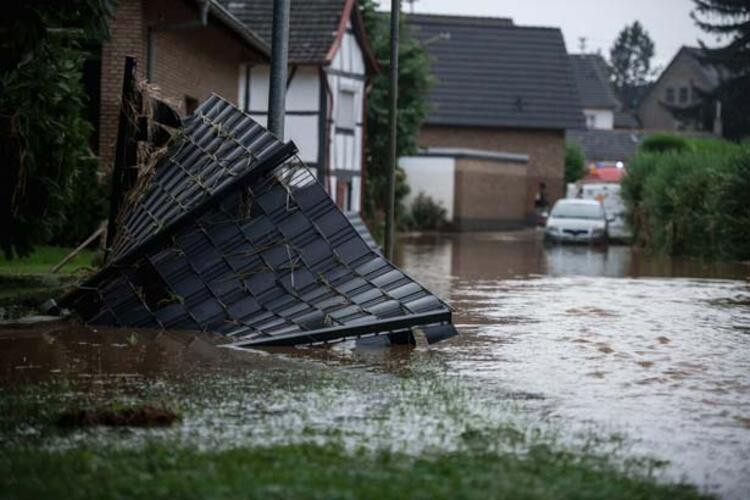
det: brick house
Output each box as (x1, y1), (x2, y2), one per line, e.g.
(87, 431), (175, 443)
(405, 14), (584, 227)
(93, 0), (269, 173)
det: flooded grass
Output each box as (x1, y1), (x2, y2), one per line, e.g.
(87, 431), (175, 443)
(0, 347), (711, 499)
(0, 441), (711, 500)
(0, 246), (97, 276)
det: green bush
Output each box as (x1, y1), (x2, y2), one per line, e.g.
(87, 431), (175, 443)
(50, 157), (108, 246)
(639, 133), (689, 154)
(564, 142), (586, 185)
(622, 139), (750, 260)
(409, 192), (447, 230)
(0, 2), (114, 259)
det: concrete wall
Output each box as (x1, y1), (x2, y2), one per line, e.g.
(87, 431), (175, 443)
(400, 156), (456, 221)
(638, 51), (714, 131)
(419, 125), (565, 223)
(99, 0), (264, 173)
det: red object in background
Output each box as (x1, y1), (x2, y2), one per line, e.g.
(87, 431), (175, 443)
(584, 166), (625, 183)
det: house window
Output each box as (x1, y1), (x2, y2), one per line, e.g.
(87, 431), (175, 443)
(679, 87), (689, 104)
(337, 89), (356, 129)
(585, 113), (596, 129)
(665, 87), (675, 103)
(184, 95), (198, 115)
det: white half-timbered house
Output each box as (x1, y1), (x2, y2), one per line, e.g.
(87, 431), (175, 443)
(223, 0), (378, 212)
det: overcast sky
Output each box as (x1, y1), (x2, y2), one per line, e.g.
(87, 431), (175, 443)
(377, 0), (716, 70)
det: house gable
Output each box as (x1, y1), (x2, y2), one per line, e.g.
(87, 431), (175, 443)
(234, 2), (372, 212)
(638, 47), (719, 131)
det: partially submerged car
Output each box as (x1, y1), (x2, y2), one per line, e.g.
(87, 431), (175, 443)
(544, 199), (609, 244)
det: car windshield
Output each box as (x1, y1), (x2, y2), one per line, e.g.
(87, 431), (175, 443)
(551, 202), (603, 220)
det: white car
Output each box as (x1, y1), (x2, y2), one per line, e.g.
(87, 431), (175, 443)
(544, 199), (609, 244)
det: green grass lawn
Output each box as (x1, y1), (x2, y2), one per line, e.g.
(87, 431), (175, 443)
(0, 442), (710, 500)
(0, 246), (97, 276)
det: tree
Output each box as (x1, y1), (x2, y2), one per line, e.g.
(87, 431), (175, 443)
(564, 143), (586, 185)
(691, 0), (750, 140)
(609, 21), (655, 109)
(358, 0), (434, 231)
(0, 1), (114, 259)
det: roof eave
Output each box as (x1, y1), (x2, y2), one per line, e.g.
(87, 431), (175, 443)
(203, 0), (271, 57)
(324, 0), (380, 74)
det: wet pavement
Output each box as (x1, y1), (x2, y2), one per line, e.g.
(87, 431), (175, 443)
(394, 230), (750, 499)
(1, 229), (749, 498)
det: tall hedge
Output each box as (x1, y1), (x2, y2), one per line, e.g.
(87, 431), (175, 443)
(622, 139), (750, 260)
(0, 1), (113, 259)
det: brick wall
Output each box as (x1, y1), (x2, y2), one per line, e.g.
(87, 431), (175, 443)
(99, 0), (146, 174)
(419, 125), (565, 222)
(454, 157), (527, 230)
(99, 0), (263, 173)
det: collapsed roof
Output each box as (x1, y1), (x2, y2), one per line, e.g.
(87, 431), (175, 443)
(61, 95), (456, 347)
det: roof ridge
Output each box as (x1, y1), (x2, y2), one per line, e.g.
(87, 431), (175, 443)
(406, 12), (569, 32)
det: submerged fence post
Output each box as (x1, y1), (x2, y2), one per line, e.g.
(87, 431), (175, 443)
(384, 0), (400, 260)
(267, 0), (290, 137)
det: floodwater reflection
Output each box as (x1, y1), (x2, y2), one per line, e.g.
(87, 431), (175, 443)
(394, 230), (750, 499)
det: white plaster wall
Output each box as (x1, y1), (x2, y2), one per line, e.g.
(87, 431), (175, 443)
(327, 20), (366, 210)
(400, 156), (456, 222)
(583, 108), (615, 130)
(237, 18), (368, 211)
(244, 64), (320, 164)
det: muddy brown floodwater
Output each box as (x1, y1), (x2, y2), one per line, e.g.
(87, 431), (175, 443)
(393, 230), (750, 499)
(1, 230), (749, 499)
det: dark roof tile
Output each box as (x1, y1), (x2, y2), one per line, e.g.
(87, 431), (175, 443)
(221, 0), (346, 63)
(569, 54), (620, 110)
(407, 13), (584, 130)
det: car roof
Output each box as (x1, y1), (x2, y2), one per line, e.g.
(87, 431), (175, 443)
(554, 199), (601, 206)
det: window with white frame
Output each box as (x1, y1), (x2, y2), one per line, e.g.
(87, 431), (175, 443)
(337, 89), (356, 129)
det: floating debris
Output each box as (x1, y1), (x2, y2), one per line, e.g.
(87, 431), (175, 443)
(57, 405), (180, 428)
(61, 95), (457, 347)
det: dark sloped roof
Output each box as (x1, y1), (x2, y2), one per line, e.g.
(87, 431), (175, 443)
(567, 129), (646, 163)
(614, 110), (640, 129)
(221, 0), (377, 69)
(407, 13), (584, 130)
(569, 54), (620, 110)
(198, 0), (270, 56)
(222, 0), (343, 63)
